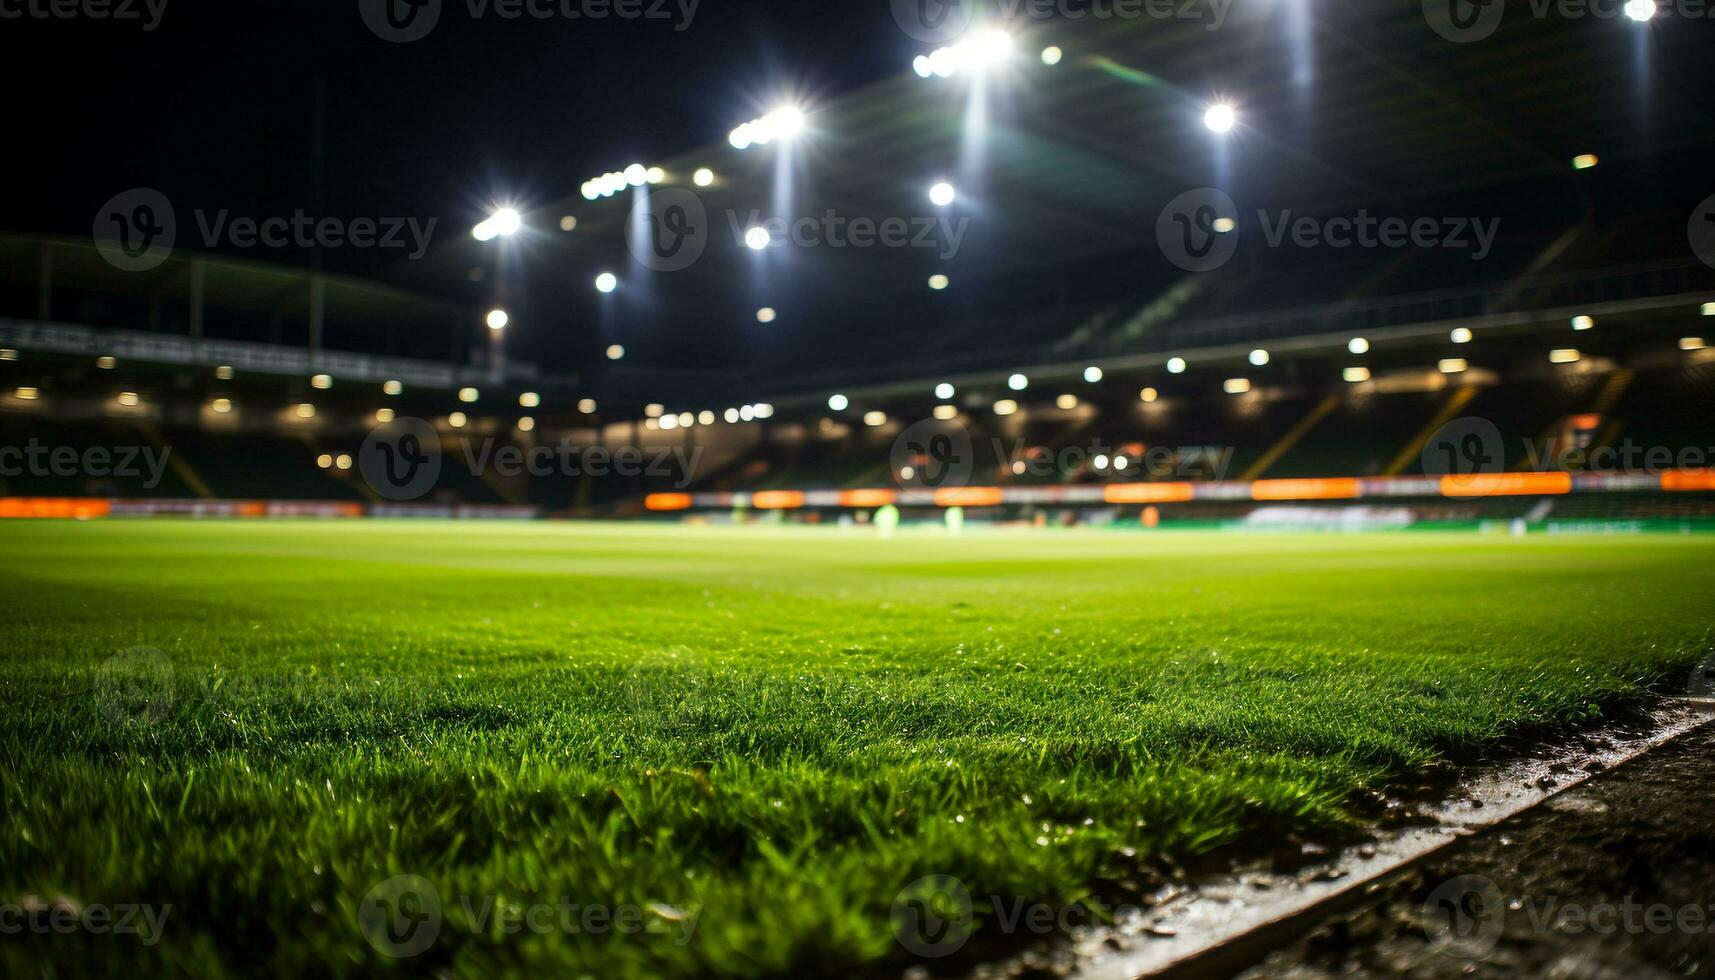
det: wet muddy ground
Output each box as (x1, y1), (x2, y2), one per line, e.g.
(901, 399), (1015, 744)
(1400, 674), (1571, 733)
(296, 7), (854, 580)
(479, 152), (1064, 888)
(1233, 722), (1715, 979)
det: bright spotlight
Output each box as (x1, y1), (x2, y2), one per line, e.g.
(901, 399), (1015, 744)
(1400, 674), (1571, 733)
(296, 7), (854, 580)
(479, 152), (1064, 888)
(1166, 357), (1187, 374)
(1343, 367), (1371, 383)
(1438, 358), (1469, 374)
(1624, 0), (1656, 20)
(1007, 373), (1028, 391)
(769, 105), (806, 140)
(492, 208), (521, 235)
(935, 383), (955, 400)
(1040, 45), (1063, 66)
(1348, 337), (1370, 354)
(913, 55), (932, 77)
(606, 345), (625, 360)
(1203, 103), (1237, 134)
(928, 181), (956, 207)
(646, 167), (666, 185)
(969, 28), (1013, 66)
(1139, 387), (1159, 403)
(1572, 153), (1599, 171)
(828, 394), (849, 411)
(756, 307), (777, 324)
(928, 274), (950, 290)
(744, 227), (771, 250)
(693, 167), (715, 187)
(486, 309), (509, 331)
(595, 272), (618, 293)
(1223, 378), (1252, 395)
(624, 164), (648, 187)
(993, 399), (1019, 416)
(1248, 349), (1270, 367)
(1571, 315), (1595, 331)
(459, 387), (479, 403)
(1083, 366), (1103, 383)
(1451, 327), (1473, 344)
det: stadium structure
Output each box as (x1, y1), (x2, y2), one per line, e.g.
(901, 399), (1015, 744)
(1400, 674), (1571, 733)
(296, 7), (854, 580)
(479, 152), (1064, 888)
(3, 8), (1713, 528)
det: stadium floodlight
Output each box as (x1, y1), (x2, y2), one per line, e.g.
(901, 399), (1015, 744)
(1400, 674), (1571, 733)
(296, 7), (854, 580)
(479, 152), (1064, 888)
(316, 454), (332, 469)
(1571, 315), (1595, 331)
(625, 164), (649, 187)
(518, 417), (535, 433)
(754, 403), (775, 419)
(913, 55), (932, 78)
(699, 410), (715, 425)
(739, 405), (755, 421)
(922, 28), (1014, 79)
(117, 391), (140, 408)
(933, 404), (958, 420)
(935, 383), (955, 400)
(1203, 102), (1237, 134)
(993, 399), (1019, 416)
(382, 380), (403, 395)
(578, 399), (597, 414)
(472, 207), (522, 241)
(693, 168), (715, 187)
(644, 403), (665, 418)
(1625, 0), (1656, 20)
(519, 392), (540, 408)
(1549, 348), (1582, 364)
(1083, 366), (1103, 383)
(1139, 387), (1159, 403)
(311, 374), (333, 390)
(211, 398), (232, 414)
(595, 272), (618, 293)
(459, 387), (480, 403)
(1701, 302), (1715, 316)
(864, 411), (887, 427)
(928, 181), (956, 207)
(96, 356), (116, 369)
(375, 408), (395, 423)
(1450, 327), (1473, 344)
(1041, 45), (1063, 66)
(486, 309), (509, 331)
(448, 412), (467, 428)
(1166, 357), (1187, 374)
(1007, 373), (1028, 391)
(1680, 337), (1706, 351)
(1056, 394), (1078, 410)
(729, 105), (807, 150)
(828, 394), (849, 411)
(1438, 358), (1468, 374)
(215, 364), (234, 380)
(1248, 349), (1270, 366)
(745, 227), (771, 250)
(296, 403), (316, 419)
(928, 274), (950, 290)
(756, 307), (777, 324)
(14, 386), (39, 400)
(1343, 367), (1371, 383)
(723, 407), (740, 423)
(678, 412), (694, 428)
(606, 345), (625, 360)
(1572, 153), (1599, 170)
(646, 167), (666, 185)
(1093, 454), (1109, 471)
(1223, 378), (1251, 394)
(560, 216), (577, 232)
(0, 349), (18, 362)
(1348, 337), (1370, 354)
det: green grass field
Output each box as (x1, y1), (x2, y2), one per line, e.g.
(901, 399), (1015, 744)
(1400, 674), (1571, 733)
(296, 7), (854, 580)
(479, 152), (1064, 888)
(2, 521), (1711, 977)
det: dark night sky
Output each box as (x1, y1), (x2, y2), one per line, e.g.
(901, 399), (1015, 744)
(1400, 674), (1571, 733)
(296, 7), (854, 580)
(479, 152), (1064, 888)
(7, 0), (902, 276)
